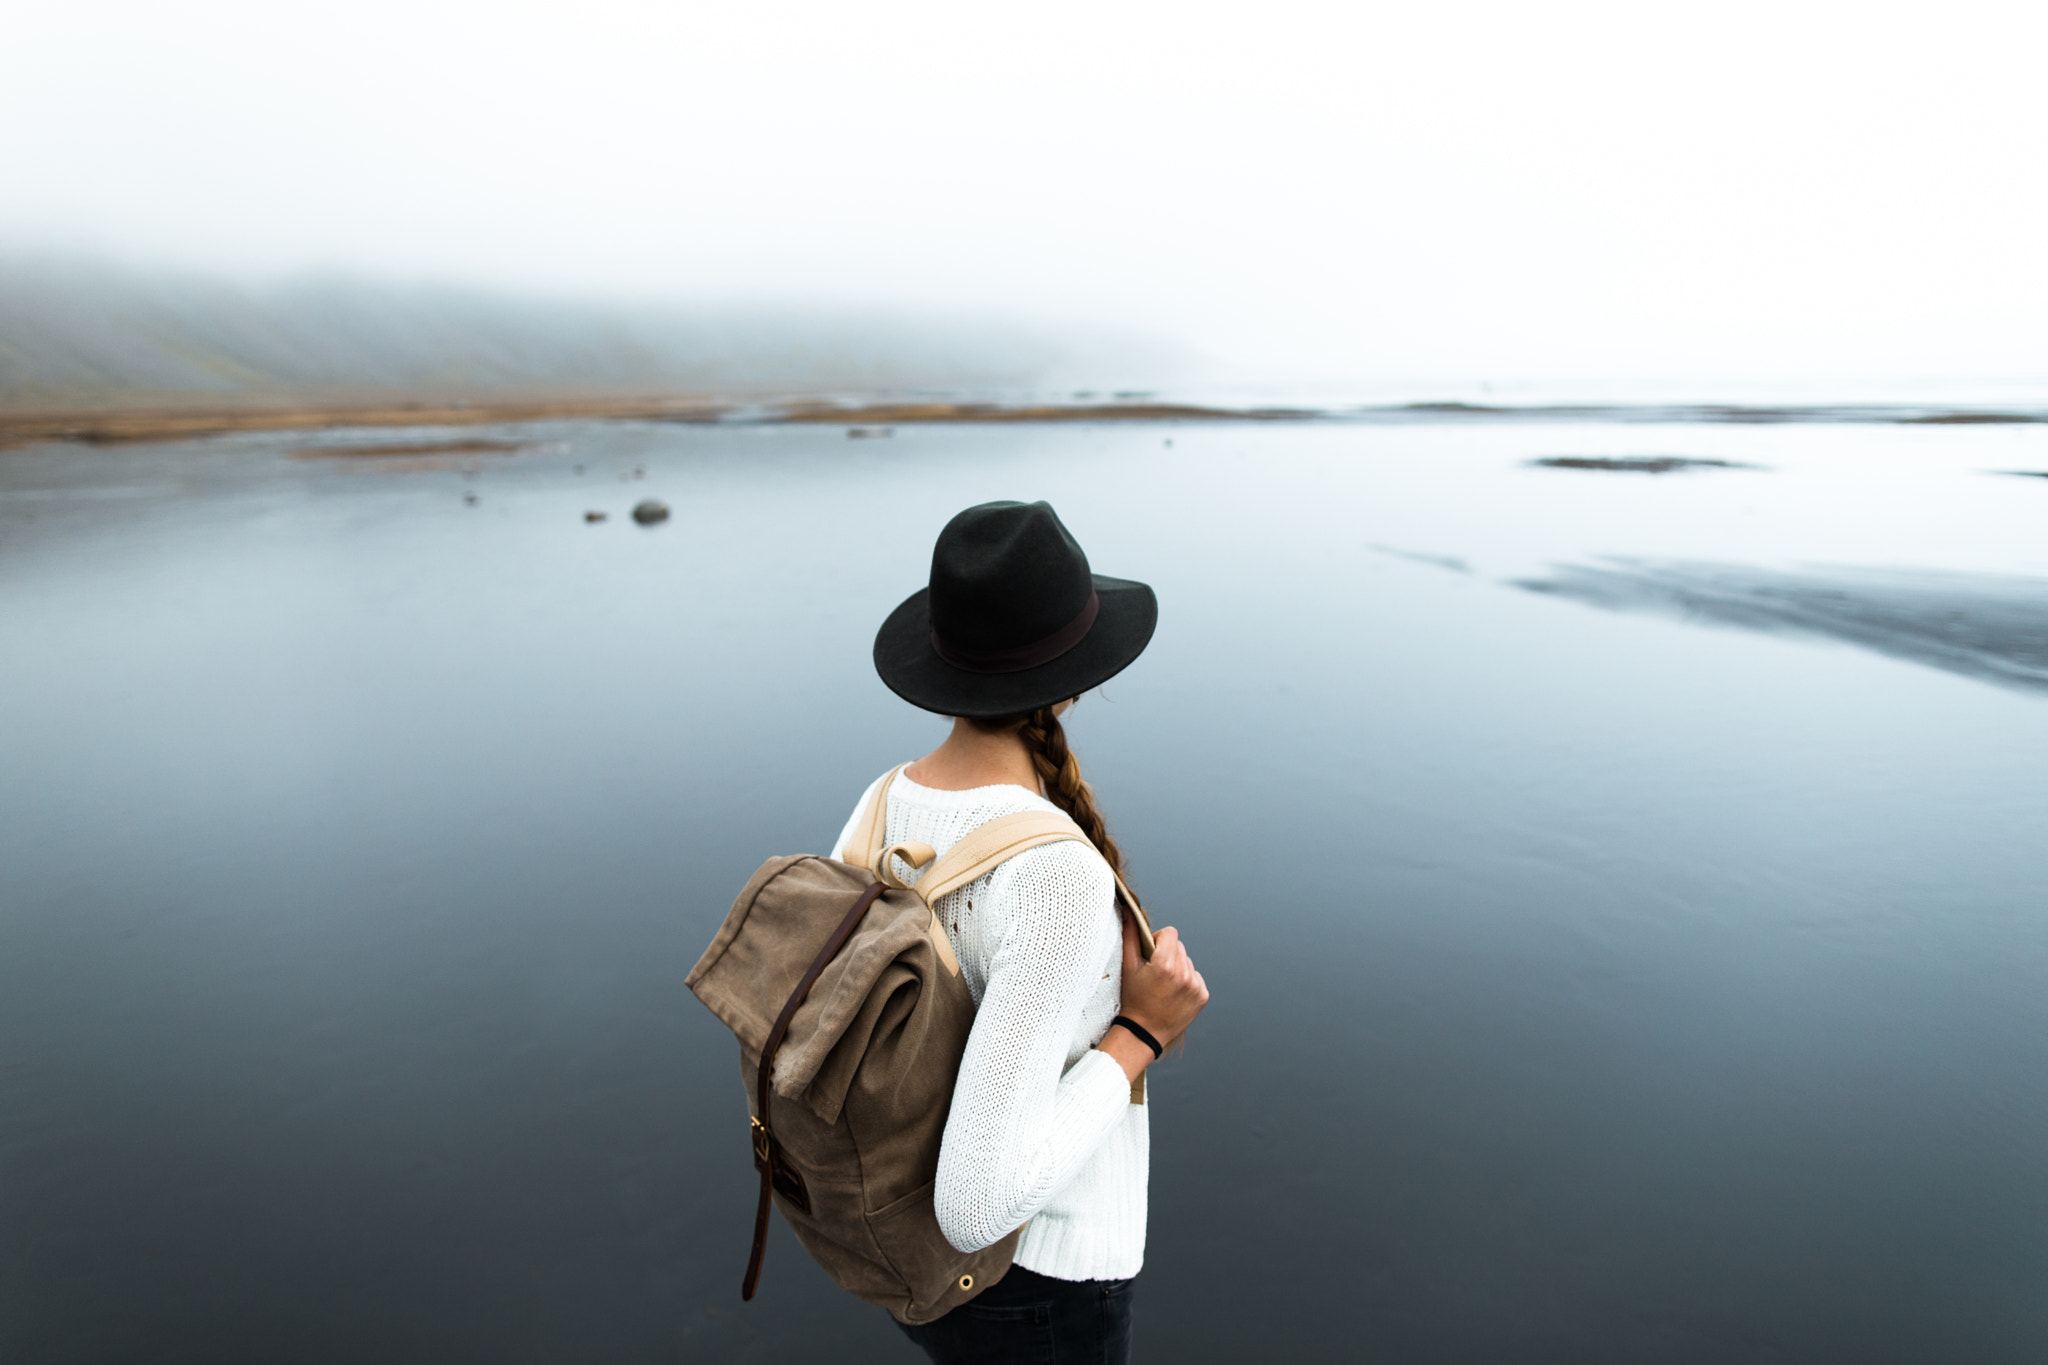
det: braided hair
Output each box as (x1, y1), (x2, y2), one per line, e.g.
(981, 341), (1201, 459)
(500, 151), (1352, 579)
(972, 703), (1129, 887)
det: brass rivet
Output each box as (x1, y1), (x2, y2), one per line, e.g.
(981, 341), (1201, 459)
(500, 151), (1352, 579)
(958, 1274), (974, 1292)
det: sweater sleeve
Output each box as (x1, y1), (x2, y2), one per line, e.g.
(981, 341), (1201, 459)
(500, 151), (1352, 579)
(932, 841), (1131, 1253)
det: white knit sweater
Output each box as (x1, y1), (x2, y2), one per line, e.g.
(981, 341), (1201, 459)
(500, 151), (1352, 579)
(831, 768), (1149, 1283)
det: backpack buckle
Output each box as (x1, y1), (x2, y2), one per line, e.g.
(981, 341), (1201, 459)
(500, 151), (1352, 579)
(751, 1116), (813, 1213)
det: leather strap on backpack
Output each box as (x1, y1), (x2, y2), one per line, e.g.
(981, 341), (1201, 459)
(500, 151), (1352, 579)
(743, 877), (886, 1300)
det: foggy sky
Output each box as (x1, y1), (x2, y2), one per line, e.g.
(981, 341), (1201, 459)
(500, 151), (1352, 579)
(4, 0), (2045, 386)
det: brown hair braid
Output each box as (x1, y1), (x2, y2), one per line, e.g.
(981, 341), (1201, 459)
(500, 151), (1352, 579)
(971, 704), (1129, 888)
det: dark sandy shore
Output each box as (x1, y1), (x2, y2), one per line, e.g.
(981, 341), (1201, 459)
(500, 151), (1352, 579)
(0, 395), (1312, 450)
(289, 438), (528, 459)
(766, 399), (1314, 424)
(0, 396), (728, 451)
(1528, 455), (1760, 474)
(7, 394), (2046, 451)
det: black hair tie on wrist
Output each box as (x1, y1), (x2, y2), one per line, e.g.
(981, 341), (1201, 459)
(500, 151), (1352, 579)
(1111, 1015), (1163, 1060)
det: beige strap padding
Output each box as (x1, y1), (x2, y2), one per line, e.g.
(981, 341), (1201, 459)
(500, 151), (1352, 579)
(925, 916), (962, 975)
(874, 806), (1158, 960)
(913, 810), (1086, 902)
(912, 810), (1158, 961)
(844, 763), (909, 873)
(847, 769), (1150, 948)
(842, 767), (963, 973)
(876, 841), (937, 891)
(1109, 870), (1155, 961)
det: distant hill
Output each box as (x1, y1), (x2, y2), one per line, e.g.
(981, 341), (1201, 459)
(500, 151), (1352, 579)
(0, 257), (1096, 407)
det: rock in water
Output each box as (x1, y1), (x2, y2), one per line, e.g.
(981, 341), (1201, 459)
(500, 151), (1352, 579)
(585, 510), (608, 523)
(632, 499), (670, 526)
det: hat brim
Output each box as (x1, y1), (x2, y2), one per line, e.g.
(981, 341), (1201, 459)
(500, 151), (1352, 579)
(873, 574), (1158, 719)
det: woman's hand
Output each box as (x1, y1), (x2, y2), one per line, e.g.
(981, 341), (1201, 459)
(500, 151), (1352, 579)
(1098, 911), (1210, 1083)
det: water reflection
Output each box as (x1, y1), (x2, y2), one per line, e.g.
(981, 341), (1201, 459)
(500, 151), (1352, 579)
(1519, 560), (2048, 694)
(3, 418), (2046, 1363)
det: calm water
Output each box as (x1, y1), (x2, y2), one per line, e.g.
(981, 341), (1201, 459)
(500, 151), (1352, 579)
(4, 416), (2046, 1362)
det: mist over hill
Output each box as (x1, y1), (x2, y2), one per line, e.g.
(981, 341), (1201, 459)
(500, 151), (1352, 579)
(0, 258), (1165, 407)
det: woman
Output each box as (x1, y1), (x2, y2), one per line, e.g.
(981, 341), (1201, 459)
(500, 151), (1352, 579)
(831, 499), (1210, 1364)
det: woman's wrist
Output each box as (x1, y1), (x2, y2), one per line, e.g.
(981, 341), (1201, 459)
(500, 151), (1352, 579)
(1095, 1024), (1156, 1084)
(1109, 1014), (1163, 1059)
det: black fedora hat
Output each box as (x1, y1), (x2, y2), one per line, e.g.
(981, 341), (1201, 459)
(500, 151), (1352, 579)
(873, 501), (1157, 719)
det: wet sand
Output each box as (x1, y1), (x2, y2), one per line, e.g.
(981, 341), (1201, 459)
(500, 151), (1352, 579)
(1529, 456), (1760, 474)
(11, 394), (2048, 453)
(0, 396), (725, 451)
(289, 439), (528, 460)
(766, 399), (1314, 424)
(0, 395), (1309, 450)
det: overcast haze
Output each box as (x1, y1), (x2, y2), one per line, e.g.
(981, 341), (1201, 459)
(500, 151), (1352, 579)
(4, 0), (2046, 387)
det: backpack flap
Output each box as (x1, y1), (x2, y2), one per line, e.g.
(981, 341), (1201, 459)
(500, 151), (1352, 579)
(687, 853), (950, 1126)
(686, 854), (836, 1053)
(767, 888), (950, 1125)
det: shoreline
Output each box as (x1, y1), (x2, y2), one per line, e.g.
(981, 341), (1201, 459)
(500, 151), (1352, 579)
(0, 395), (1306, 451)
(6, 393), (2047, 452)
(0, 396), (728, 451)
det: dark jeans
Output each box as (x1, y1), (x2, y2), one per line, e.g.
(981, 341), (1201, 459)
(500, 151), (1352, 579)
(897, 1265), (1136, 1365)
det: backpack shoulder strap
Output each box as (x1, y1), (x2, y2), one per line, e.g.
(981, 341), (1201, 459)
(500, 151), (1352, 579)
(883, 808), (1156, 958)
(841, 764), (909, 873)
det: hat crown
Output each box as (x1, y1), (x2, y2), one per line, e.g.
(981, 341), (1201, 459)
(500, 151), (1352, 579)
(928, 501), (1094, 657)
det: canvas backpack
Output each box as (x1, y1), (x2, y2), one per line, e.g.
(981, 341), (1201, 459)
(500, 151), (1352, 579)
(685, 763), (1154, 1325)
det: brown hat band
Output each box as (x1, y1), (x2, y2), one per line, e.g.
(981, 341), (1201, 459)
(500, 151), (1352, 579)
(930, 590), (1100, 675)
